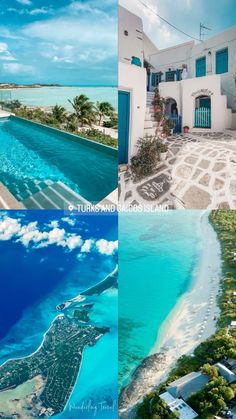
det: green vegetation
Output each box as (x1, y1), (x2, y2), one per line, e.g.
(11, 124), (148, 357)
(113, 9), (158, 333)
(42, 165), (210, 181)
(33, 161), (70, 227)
(130, 136), (168, 181)
(0, 315), (108, 416)
(3, 96), (118, 148)
(130, 89), (172, 179)
(188, 375), (236, 418)
(68, 94), (95, 127)
(95, 101), (115, 126)
(131, 137), (160, 181)
(137, 210), (236, 419)
(137, 393), (179, 419)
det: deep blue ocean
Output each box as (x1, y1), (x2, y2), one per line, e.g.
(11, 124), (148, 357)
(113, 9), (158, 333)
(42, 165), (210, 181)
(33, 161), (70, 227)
(0, 210), (118, 418)
(119, 211), (203, 389)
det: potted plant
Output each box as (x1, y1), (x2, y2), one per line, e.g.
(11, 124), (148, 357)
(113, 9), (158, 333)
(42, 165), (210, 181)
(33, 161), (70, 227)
(130, 136), (160, 181)
(152, 88), (165, 119)
(156, 139), (168, 161)
(183, 125), (189, 133)
(162, 119), (175, 138)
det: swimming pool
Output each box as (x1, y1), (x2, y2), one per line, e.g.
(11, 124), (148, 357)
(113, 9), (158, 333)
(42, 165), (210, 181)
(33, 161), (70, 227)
(0, 116), (117, 206)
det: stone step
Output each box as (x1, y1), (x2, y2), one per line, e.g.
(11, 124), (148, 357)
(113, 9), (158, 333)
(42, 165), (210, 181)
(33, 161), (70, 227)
(144, 120), (158, 129)
(22, 181), (90, 209)
(144, 127), (157, 136)
(145, 112), (156, 120)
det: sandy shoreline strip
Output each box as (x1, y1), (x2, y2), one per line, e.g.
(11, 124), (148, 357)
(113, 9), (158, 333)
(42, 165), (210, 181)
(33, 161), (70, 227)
(120, 210), (222, 417)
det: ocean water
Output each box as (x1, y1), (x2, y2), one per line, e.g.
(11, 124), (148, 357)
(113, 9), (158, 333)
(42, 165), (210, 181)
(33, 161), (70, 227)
(119, 211), (203, 389)
(0, 211), (118, 418)
(3, 86), (117, 110)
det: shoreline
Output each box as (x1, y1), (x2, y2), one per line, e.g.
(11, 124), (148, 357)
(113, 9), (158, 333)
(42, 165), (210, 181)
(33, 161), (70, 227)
(119, 211), (222, 416)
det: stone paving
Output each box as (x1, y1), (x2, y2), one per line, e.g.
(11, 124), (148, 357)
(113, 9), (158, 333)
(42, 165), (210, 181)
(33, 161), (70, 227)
(119, 131), (236, 209)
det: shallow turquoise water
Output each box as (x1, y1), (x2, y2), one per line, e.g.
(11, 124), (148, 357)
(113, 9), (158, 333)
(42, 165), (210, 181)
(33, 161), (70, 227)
(2, 86), (117, 110)
(119, 211), (203, 389)
(56, 289), (118, 419)
(0, 117), (117, 203)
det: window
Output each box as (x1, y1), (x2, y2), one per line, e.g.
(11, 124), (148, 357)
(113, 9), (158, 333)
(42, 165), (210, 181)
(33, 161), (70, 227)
(196, 56), (206, 77)
(165, 71), (175, 82)
(216, 48), (228, 74)
(176, 69), (183, 81)
(151, 72), (162, 87)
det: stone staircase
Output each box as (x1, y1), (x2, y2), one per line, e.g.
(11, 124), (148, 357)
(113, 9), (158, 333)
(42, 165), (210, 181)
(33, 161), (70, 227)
(144, 91), (158, 137)
(22, 181), (90, 209)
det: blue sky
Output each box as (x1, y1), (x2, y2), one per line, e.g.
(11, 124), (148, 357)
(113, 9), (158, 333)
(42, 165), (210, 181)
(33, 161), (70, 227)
(0, 0), (117, 85)
(120, 0), (236, 49)
(0, 210), (118, 339)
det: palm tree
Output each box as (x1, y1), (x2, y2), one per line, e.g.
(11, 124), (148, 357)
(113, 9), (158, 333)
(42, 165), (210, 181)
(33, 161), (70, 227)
(68, 95), (95, 127)
(95, 101), (115, 126)
(65, 113), (78, 133)
(51, 105), (67, 123)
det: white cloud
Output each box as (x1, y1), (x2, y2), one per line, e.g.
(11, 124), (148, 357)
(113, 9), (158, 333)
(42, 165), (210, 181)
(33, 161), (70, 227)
(3, 62), (34, 74)
(0, 217), (21, 240)
(16, 0), (32, 5)
(0, 42), (8, 53)
(22, 17), (116, 48)
(81, 239), (94, 253)
(0, 42), (16, 61)
(7, 6), (52, 15)
(63, 234), (83, 250)
(0, 27), (25, 40)
(48, 220), (59, 228)
(0, 216), (116, 257)
(61, 217), (77, 227)
(96, 239), (118, 255)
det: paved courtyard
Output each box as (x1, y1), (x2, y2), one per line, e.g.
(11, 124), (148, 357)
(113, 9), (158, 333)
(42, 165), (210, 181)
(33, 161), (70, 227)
(119, 131), (236, 209)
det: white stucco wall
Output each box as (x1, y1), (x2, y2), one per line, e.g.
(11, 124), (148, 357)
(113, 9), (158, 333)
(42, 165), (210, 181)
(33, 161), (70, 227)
(143, 33), (159, 62)
(119, 62), (147, 158)
(119, 5), (144, 66)
(159, 82), (182, 114)
(150, 26), (236, 111)
(232, 113), (236, 130)
(159, 74), (232, 130)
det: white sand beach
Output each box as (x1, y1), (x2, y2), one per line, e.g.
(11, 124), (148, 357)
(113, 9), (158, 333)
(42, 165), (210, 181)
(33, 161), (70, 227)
(120, 211), (222, 416)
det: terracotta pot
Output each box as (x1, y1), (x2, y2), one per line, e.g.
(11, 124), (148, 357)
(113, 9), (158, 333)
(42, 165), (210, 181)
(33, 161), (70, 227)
(154, 105), (161, 113)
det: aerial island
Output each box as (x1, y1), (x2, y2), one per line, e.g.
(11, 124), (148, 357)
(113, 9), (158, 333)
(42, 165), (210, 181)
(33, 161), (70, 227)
(0, 267), (118, 418)
(0, 83), (61, 89)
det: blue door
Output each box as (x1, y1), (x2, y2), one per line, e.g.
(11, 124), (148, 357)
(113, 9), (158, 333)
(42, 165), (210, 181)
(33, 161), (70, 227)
(196, 57), (206, 77)
(195, 108), (211, 128)
(169, 115), (182, 133)
(118, 91), (130, 164)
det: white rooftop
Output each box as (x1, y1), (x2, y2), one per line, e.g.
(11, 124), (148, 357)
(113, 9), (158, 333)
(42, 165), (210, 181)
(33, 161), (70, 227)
(160, 392), (198, 419)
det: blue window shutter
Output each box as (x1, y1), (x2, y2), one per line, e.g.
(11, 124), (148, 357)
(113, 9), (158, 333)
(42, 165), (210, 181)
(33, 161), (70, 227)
(151, 73), (156, 86)
(176, 69), (182, 81)
(216, 48), (228, 74)
(196, 57), (206, 77)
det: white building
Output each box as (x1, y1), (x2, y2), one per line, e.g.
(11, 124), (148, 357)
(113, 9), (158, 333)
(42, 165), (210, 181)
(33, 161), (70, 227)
(119, 6), (236, 164)
(149, 26), (236, 132)
(118, 5), (158, 164)
(160, 391), (198, 419)
(167, 371), (209, 400)
(216, 362), (236, 383)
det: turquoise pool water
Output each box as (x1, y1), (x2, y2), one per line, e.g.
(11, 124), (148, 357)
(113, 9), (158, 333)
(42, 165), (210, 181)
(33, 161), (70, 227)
(119, 211), (203, 390)
(0, 117), (117, 204)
